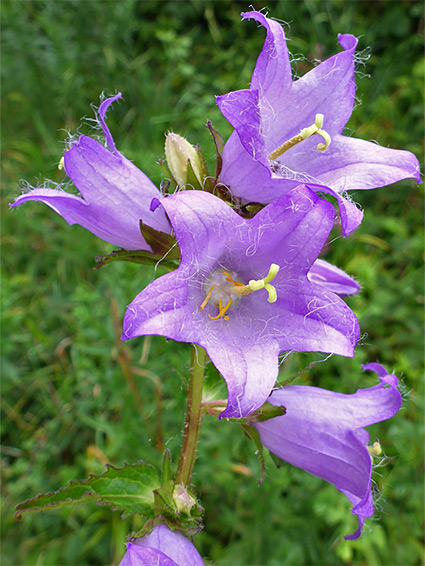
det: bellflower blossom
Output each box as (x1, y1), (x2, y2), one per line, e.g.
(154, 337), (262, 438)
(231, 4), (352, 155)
(253, 363), (402, 539)
(119, 523), (205, 566)
(122, 186), (360, 418)
(10, 93), (170, 251)
(217, 11), (421, 236)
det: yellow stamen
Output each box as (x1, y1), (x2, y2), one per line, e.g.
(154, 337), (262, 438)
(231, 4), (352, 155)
(223, 272), (245, 287)
(268, 114), (331, 161)
(58, 156), (65, 170)
(200, 284), (216, 310)
(208, 298), (232, 321)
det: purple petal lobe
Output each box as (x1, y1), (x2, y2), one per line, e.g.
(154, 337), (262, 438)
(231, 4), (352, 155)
(306, 184), (364, 236)
(119, 524), (205, 566)
(98, 93), (122, 155)
(241, 10), (292, 99)
(308, 259), (361, 296)
(216, 89), (269, 168)
(254, 365), (401, 539)
(120, 543), (177, 566)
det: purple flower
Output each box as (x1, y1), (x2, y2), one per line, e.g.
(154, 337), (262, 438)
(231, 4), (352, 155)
(217, 11), (421, 236)
(119, 523), (205, 566)
(10, 94), (170, 251)
(253, 363), (402, 539)
(308, 258), (360, 297)
(122, 186), (359, 418)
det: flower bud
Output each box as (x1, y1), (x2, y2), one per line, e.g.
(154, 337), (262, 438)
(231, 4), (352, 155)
(165, 133), (203, 187)
(172, 484), (197, 515)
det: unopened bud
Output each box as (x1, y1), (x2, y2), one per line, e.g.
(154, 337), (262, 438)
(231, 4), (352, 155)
(172, 484), (196, 515)
(165, 133), (203, 187)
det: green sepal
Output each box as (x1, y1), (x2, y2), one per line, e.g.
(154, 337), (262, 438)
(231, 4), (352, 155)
(269, 450), (285, 470)
(186, 157), (203, 190)
(153, 480), (203, 536)
(207, 120), (224, 182)
(194, 145), (215, 192)
(15, 462), (160, 520)
(239, 202), (265, 219)
(241, 424), (266, 486)
(139, 221), (180, 259)
(158, 158), (177, 191)
(195, 145), (210, 180)
(246, 401), (286, 423)
(94, 248), (178, 271)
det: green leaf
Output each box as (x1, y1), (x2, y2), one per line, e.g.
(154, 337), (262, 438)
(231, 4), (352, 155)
(15, 462), (160, 520)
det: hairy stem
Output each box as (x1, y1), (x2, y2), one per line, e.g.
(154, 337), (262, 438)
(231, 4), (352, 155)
(175, 344), (207, 486)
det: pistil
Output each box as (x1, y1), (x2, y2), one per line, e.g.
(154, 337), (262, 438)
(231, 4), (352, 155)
(268, 114), (331, 161)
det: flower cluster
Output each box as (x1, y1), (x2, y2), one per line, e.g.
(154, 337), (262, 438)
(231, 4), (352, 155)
(12, 8), (419, 561)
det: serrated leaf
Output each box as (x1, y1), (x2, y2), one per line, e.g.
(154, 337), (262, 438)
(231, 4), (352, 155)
(15, 462), (160, 520)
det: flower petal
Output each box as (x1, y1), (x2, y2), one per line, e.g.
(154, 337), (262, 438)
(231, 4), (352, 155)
(216, 89), (269, 169)
(272, 281), (359, 357)
(206, 330), (280, 419)
(308, 259), (361, 296)
(302, 134), (422, 192)
(120, 542), (177, 566)
(241, 11), (292, 100)
(119, 524), (205, 566)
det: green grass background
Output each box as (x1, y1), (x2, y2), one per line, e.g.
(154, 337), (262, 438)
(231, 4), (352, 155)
(1, 1), (424, 565)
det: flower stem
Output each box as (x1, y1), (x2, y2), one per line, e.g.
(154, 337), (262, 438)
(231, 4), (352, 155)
(175, 344), (207, 486)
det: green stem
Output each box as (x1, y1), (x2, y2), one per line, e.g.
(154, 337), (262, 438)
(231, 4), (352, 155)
(175, 344), (207, 486)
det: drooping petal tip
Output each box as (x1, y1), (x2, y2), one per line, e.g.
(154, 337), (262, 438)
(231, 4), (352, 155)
(98, 92), (123, 155)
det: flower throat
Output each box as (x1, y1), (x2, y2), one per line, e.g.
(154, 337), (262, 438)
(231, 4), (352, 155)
(200, 264), (279, 321)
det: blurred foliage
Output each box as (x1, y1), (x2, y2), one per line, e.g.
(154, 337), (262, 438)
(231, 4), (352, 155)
(1, 1), (424, 565)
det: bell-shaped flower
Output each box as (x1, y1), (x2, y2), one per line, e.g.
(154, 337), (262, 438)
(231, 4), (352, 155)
(217, 11), (421, 236)
(253, 363), (402, 539)
(122, 186), (360, 418)
(119, 523), (205, 566)
(10, 93), (171, 251)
